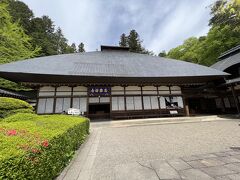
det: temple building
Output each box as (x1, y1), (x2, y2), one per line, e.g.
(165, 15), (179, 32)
(0, 45), (236, 119)
(211, 45), (240, 115)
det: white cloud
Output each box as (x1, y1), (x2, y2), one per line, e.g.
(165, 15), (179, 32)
(21, 0), (215, 53)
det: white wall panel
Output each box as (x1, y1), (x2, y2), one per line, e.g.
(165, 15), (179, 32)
(37, 99), (46, 114)
(171, 86), (182, 95)
(143, 91), (157, 95)
(89, 97), (99, 103)
(63, 98), (71, 111)
(142, 86), (156, 91)
(112, 91), (124, 95)
(151, 96), (159, 109)
(37, 98), (54, 114)
(112, 97), (125, 111)
(126, 97), (134, 110)
(125, 86), (141, 91)
(100, 97), (110, 103)
(143, 96), (151, 110)
(73, 86), (87, 91)
(112, 97), (118, 111)
(125, 91), (141, 95)
(160, 97), (166, 109)
(119, 97), (125, 111)
(73, 98), (80, 109)
(45, 98), (54, 113)
(72, 97), (87, 112)
(39, 92), (55, 97)
(80, 98), (87, 112)
(39, 86), (55, 97)
(40, 86), (55, 92)
(158, 86), (170, 95)
(56, 86), (72, 96)
(73, 86), (87, 96)
(112, 86), (124, 91)
(55, 98), (64, 113)
(73, 91), (87, 96)
(177, 97), (184, 108)
(170, 86), (181, 91)
(134, 96), (142, 110)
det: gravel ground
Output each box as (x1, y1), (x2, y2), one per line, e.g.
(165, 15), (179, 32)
(92, 120), (240, 175)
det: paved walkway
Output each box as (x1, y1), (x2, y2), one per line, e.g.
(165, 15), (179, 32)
(57, 116), (240, 180)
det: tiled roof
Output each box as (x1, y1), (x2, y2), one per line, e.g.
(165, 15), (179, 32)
(0, 51), (228, 81)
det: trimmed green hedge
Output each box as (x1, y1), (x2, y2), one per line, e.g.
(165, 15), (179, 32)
(0, 97), (34, 119)
(0, 113), (90, 179)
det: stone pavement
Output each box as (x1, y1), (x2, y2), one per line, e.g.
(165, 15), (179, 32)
(57, 128), (102, 180)
(59, 148), (240, 180)
(57, 117), (240, 180)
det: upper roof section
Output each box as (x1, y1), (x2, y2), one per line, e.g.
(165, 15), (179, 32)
(0, 47), (228, 84)
(211, 45), (240, 71)
(218, 45), (240, 60)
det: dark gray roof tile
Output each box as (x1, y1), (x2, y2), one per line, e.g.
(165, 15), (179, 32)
(0, 51), (228, 78)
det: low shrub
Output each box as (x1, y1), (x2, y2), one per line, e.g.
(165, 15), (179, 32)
(0, 97), (34, 119)
(0, 113), (90, 180)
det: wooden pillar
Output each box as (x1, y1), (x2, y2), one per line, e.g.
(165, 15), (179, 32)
(141, 86), (144, 110)
(184, 97), (190, 116)
(221, 97), (226, 113)
(36, 88), (40, 114)
(110, 86), (112, 119)
(53, 86), (57, 113)
(124, 86), (127, 111)
(70, 86), (74, 108)
(156, 86), (161, 116)
(86, 86), (90, 117)
(230, 84), (240, 115)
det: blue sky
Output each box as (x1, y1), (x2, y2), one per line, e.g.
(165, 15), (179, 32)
(21, 0), (215, 53)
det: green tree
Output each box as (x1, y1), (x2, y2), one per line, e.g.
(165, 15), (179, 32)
(0, 2), (39, 90)
(54, 27), (69, 54)
(119, 33), (128, 47)
(5, 0), (74, 56)
(29, 16), (57, 56)
(127, 30), (143, 53)
(119, 30), (153, 55)
(78, 42), (85, 52)
(167, 0), (240, 66)
(158, 50), (167, 57)
(168, 37), (200, 63)
(6, 0), (33, 33)
(65, 43), (77, 53)
(209, 0), (240, 29)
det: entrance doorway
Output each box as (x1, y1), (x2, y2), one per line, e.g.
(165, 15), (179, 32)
(88, 103), (110, 119)
(188, 97), (217, 115)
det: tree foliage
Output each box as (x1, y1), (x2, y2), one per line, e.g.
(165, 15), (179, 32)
(167, 0), (240, 66)
(6, 0), (33, 33)
(0, 3), (39, 64)
(0, 2), (40, 90)
(119, 30), (153, 54)
(119, 33), (128, 47)
(5, 0), (84, 56)
(158, 50), (167, 57)
(0, 0), (86, 90)
(78, 42), (85, 52)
